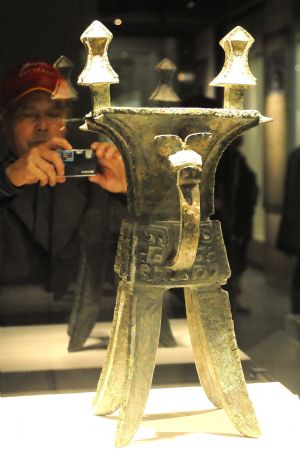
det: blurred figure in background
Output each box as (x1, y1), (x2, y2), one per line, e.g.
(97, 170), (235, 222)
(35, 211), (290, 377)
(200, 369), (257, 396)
(277, 147), (300, 314)
(214, 136), (258, 316)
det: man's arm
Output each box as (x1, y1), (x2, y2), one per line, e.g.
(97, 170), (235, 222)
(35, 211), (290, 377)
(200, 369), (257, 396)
(88, 142), (127, 194)
(1, 140), (127, 199)
(5, 137), (71, 188)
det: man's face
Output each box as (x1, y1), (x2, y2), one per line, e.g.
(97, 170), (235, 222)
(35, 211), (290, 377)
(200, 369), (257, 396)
(4, 91), (69, 157)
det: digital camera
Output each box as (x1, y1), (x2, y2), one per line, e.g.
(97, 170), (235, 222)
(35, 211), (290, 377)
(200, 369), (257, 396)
(58, 149), (99, 177)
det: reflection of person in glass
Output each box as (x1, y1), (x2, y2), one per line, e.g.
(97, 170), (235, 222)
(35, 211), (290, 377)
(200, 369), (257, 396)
(0, 60), (126, 325)
(1, 60), (126, 193)
(213, 136), (258, 316)
(277, 147), (300, 314)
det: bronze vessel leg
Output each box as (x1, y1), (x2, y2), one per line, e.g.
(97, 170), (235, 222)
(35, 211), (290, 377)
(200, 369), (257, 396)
(93, 280), (131, 415)
(185, 285), (260, 437)
(94, 284), (164, 447)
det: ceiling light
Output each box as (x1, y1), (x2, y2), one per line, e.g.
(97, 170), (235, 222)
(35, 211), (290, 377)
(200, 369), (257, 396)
(114, 18), (122, 26)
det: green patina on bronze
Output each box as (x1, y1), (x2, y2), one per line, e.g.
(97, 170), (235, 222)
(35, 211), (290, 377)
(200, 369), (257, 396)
(75, 21), (271, 447)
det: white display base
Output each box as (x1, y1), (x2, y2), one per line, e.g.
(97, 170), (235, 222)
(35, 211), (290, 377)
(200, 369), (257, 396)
(1, 382), (299, 456)
(0, 319), (249, 373)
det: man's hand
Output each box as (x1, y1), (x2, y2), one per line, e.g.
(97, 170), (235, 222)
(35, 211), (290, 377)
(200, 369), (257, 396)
(5, 137), (72, 187)
(88, 142), (127, 194)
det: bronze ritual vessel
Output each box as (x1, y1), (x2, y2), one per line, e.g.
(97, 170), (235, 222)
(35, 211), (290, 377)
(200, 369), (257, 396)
(76, 21), (270, 447)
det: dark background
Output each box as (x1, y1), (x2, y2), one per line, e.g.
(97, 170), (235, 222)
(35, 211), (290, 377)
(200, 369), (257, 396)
(0, 0), (270, 115)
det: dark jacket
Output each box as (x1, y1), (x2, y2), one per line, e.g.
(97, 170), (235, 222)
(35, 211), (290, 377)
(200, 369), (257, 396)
(213, 146), (258, 277)
(214, 147), (258, 243)
(277, 147), (300, 255)
(0, 154), (123, 305)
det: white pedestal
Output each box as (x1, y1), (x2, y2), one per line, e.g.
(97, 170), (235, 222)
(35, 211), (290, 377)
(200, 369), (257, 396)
(1, 383), (299, 456)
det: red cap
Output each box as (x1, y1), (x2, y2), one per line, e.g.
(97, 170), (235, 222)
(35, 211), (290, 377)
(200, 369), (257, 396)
(1, 60), (74, 106)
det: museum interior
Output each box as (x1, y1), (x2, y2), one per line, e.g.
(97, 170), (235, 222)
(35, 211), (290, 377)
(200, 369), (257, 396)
(1, 0), (300, 453)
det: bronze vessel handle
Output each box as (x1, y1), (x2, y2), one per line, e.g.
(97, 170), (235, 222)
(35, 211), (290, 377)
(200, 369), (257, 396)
(155, 134), (202, 271)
